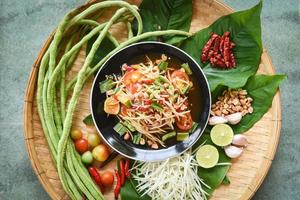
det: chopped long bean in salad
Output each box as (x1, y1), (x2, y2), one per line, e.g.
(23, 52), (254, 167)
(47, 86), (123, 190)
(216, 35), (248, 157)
(101, 54), (197, 148)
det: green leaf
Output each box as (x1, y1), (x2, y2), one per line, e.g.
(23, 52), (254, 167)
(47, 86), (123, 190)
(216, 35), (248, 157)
(180, 1), (263, 92)
(133, 0), (192, 42)
(232, 74), (287, 134)
(195, 134), (231, 196)
(83, 114), (94, 126)
(86, 34), (116, 68)
(222, 176), (231, 185)
(120, 178), (151, 200)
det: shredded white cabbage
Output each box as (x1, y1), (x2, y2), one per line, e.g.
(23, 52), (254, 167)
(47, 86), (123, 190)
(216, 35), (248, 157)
(131, 152), (210, 200)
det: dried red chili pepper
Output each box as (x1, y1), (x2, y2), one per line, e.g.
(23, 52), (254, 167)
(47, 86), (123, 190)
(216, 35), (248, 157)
(88, 166), (105, 193)
(124, 159), (130, 178)
(201, 31), (236, 69)
(119, 159), (125, 186)
(201, 32), (218, 62)
(114, 169), (121, 200)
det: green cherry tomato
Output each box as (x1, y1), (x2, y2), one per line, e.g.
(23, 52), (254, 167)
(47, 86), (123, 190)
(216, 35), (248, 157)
(87, 133), (101, 148)
(70, 130), (82, 140)
(81, 151), (93, 164)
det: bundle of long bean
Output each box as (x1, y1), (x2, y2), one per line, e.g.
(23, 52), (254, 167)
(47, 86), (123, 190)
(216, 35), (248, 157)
(36, 1), (191, 199)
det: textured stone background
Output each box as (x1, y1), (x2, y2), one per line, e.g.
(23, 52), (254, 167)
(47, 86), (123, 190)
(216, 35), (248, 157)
(0, 0), (299, 199)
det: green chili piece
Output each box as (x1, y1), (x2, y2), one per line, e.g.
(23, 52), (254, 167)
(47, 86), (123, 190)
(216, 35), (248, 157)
(181, 63), (192, 75)
(113, 122), (129, 136)
(158, 61), (168, 70)
(177, 132), (189, 141)
(151, 102), (163, 111)
(162, 131), (176, 142)
(99, 78), (115, 93)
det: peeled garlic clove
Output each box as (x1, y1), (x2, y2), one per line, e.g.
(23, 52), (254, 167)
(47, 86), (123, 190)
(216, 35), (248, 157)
(224, 145), (243, 158)
(208, 116), (228, 125)
(225, 112), (242, 125)
(232, 134), (248, 147)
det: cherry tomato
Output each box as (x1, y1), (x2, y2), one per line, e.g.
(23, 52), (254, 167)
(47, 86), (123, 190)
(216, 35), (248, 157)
(92, 144), (110, 162)
(100, 171), (114, 187)
(75, 138), (89, 154)
(104, 96), (120, 115)
(123, 71), (142, 85)
(70, 130), (82, 140)
(87, 133), (101, 148)
(81, 151), (93, 164)
(176, 112), (193, 131)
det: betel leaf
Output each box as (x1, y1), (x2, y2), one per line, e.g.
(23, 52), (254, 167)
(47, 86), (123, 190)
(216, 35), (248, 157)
(222, 176), (231, 185)
(180, 1), (263, 92)
(194, 134), (231, 196)
(83, 114), (94, 126)
(86, 34), (116, 68)
(133, 0), (192, 43)
(232, 74), (287, 134)
(120, 178), (151, 200)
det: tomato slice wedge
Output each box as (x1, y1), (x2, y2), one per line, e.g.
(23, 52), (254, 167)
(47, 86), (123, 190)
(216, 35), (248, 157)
(171, 69), (189, 82)
(171, 69), (190, 93)
(104, 97), (120, 115)
(123, 71), (142, 85)
(176, 112), (193, 131)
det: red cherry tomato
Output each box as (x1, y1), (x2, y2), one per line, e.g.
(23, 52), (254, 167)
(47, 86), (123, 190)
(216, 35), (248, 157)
(75, 139), (89, 154)
(100, 171), (114, 187)
(176, 112), (193, 131)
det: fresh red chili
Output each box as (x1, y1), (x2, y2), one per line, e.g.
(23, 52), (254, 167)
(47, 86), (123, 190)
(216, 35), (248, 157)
(119, 159), (125, 186)
(114, 169), (121, 200)
(125, 159), (130, 178)
(88, 167), (105, 193)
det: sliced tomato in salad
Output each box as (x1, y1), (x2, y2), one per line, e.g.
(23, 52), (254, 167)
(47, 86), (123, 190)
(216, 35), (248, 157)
(176, 112), (193, 131)
(123, 71), (142, 85)
(171, 69), (190, 94)
(104, 97), (120, 115)
(171, 69), (189, 82)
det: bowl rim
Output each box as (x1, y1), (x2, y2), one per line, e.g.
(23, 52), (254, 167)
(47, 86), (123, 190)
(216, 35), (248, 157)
(90, 41), (211, 161)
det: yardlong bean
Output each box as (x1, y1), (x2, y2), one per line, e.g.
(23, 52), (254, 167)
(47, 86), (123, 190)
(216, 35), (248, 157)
(36, 1), (193, 200)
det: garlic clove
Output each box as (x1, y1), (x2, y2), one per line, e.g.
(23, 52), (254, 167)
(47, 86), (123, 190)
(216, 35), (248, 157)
(224, 145), (243, 158)
(232, 134), (248, 147)
(225, 112), (242, 125)
(208, 116), (228, 125)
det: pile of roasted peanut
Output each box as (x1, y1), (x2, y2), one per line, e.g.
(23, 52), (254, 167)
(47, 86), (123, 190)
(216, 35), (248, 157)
(209, 89), (253, 125)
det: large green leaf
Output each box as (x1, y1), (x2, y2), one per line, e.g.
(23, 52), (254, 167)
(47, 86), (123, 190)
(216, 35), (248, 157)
(133, 0), (192, 42)
(120, 178), (151, 200)
(232, 74), (287, 134)
(180, 1), (263, 92)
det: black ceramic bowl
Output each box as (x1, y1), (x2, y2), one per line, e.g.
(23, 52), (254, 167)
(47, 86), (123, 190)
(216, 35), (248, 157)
(90, 42), (211, 161)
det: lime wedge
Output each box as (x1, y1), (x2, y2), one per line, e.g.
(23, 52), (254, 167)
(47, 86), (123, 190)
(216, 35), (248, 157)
(196, 145), (219, 168)
(210, 124), (234, 146)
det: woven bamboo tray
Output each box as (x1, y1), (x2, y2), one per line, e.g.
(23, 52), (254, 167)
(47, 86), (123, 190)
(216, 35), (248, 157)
(23, 0), (282, 199)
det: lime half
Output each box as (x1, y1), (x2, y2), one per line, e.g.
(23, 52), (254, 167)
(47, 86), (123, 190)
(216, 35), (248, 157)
(196, 145), (219, 168)
(210, 124), (234, 146)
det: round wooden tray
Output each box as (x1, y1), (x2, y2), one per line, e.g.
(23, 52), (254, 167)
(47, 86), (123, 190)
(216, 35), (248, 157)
(23, 0), (282, 199)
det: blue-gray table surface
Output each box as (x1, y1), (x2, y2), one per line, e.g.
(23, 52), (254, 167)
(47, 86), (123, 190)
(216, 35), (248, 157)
(0, 0), (299, 199)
